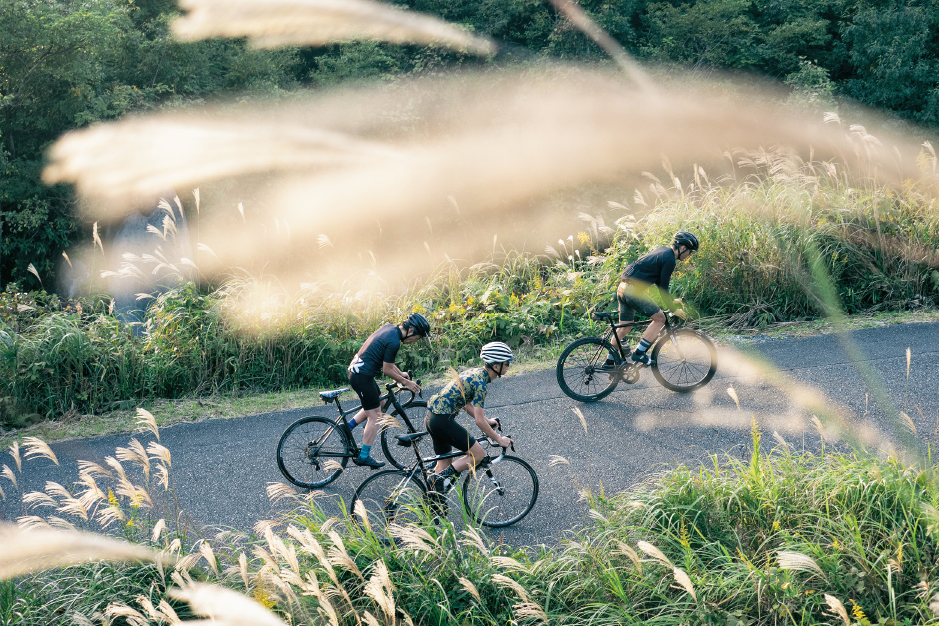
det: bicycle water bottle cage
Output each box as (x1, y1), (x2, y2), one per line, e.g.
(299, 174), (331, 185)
(319, 388), (349, 403)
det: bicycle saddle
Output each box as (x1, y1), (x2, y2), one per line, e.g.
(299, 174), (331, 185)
(319, 388), (350, 402)
(591, 311), (614, 320)
(395, 431), (428, 446)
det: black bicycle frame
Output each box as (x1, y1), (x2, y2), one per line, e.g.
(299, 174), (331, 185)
(597, 312), (675, 360)
(318, 384), (418, 458)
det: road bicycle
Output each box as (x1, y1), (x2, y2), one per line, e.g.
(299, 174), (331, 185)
(556, 310), (717, 402)
(276, 376), (429, 489)
(349, 426), (538, 532)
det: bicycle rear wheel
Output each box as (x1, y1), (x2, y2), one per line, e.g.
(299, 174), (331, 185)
(556, 337), (621, 402)
(650, 329), (717, 392)
(380, 400), (433, 470)
(350, 470), (426, 534)
(276, 416), (350, 489)
(462, 456), (539, 528)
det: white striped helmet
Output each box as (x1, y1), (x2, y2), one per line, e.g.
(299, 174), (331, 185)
(480, 341), (514, 365)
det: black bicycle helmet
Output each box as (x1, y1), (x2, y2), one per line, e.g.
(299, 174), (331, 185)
(672, 231), (699, 252)
(404, 312), (431, 337)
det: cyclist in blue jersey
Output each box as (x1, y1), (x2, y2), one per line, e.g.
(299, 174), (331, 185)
(612, 231), (698, 366)
(344, 313), (431, 468)
(424, 342), (514, 494)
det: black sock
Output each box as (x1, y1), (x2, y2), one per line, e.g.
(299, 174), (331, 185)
(635, 338), (652, 354)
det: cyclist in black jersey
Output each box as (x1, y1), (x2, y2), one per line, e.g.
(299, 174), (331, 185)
(345, 313), (430, 468)
(613, 231), (698, 366)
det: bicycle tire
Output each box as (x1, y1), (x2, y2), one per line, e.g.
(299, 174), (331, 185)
(276, 416), (350, 489)
(349, 470), (427, 534)
(556, 337), (621, 402)
(651, 329), (717, 392)
(462, 456), (539, 528)
(379, 400), (433, 470)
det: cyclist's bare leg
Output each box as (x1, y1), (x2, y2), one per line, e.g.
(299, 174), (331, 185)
(359, 406), (383, 446)
(451, 442), (486, 473)
(642, 310), (666, 344)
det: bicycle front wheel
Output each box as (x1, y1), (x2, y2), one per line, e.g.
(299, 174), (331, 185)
(276, 416), (350, 489)
(556, 337), (621, 402)
(462, 456), (539, 528)
(651, 329), (717, 392)
(350, 470), (427, 534)
(380, 401), (434, 470)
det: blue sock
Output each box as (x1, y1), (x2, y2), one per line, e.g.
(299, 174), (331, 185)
(636, 338), (652, 354)
(359, 444), (371, 459)
(346, 417), (361, 430)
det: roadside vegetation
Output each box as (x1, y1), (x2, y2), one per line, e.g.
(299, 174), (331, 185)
(2, 146), (938, 427)
(4, 413), (939, 625)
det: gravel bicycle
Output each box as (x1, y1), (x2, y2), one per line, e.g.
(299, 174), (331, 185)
(556, 310), (717, 402)
(349, 426), (538, 532)
(276, 376), (428, 489)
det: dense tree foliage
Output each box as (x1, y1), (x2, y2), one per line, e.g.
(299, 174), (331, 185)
(2, 0), (939, 288)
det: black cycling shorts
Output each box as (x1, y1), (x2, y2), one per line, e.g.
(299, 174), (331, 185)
(425, 410), (474, 456)
(348, 371), (381, 411)
(617, 279), (662, 322)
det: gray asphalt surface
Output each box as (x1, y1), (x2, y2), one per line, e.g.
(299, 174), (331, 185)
(3, 321), (938, 548)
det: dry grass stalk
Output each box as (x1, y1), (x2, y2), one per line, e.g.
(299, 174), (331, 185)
(363, 559), (396, 622)
(353, 499), (372, 533)
(169, 582), (288, 626)
(105, 603), (149, 626)
(147, 442), (172, 467)
(135, 408), (160, 441)
(171, 0), (495, 54)
(460, 527), (490, 555)
(22, 437), (59, 466)
(777, 550), (824, 576)
(811, 415), (829, 441)
(726, 386), (741, 410)
(389, 524), (437, 556)
(326, 530), (362, 580)
(613, 542), (642, 573)
(637, 540), (673, 568)
(514, 600), (549, 624)
(77, 460), (113, 479)
(9, 443), (21, 472)
(0, 523), (160, 579)
(199, 540), (220, 576)
(2, 464), (17, 490)
(490, 555), (529, 574)
(152, 518), (167, 543)
(825, 594), (851, 626)
(266, 482), (300, 505)
(116, 439), (151, 481)
(548, 455), (571, 467)
(492, 573), (531, 604)
(901, 412), (918, 436)
(459, 577), (481, 602)
(572, 407), (588, 435)
(772, 430), (791, 450)
(672, 567), (697, 601)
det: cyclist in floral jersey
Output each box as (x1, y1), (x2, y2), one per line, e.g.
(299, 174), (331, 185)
(425, 342), (514, 494)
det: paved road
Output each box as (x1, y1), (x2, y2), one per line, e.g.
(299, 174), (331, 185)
(3, 322), (938, 547)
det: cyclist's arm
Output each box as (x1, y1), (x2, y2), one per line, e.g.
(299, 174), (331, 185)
(465, 405), (511, 447)
(381, 361), (421, 392)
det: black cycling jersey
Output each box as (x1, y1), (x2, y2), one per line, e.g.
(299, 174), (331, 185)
(622, 245), (676, 292)
(348, 324), (401, 377)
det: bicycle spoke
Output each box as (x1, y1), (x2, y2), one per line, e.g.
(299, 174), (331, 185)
(462, 456), (538, 527)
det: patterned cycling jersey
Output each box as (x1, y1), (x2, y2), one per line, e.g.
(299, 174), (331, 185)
(427, 367), (491, 416)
